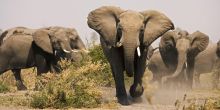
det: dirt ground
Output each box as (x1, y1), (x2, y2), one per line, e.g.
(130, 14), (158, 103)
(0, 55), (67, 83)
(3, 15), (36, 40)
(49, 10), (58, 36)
(0, 87), (219, 110)
(0, 72), (219, 110)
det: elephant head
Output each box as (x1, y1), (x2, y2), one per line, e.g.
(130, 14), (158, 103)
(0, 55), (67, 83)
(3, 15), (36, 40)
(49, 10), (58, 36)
(33, 29), (74, 56)
(88, 6), (174, 76)
(217, 40), (220, 58)
(39, 27), (88, 61)
(160, 29), (209, 83)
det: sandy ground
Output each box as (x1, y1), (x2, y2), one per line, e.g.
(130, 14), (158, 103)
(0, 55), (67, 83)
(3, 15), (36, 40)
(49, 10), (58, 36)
(0, 87), (219, 110)
(0, 73), (219, 110)
(102, 87), (220, 110)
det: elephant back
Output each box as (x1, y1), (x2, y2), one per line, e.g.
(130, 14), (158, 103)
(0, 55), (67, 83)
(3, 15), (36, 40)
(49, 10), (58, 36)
(0, 27), (35, 45)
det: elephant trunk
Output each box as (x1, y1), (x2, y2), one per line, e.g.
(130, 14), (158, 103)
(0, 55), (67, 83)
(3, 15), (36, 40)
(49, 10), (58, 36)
(123, 34), (139, 77)
(166, 52), (187, 80)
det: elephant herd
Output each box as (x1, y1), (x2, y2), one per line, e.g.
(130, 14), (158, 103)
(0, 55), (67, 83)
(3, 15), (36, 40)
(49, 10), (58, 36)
(148, 29), (220, 89)
(0, 6), (219, 105)
(0, 26), (87, 90)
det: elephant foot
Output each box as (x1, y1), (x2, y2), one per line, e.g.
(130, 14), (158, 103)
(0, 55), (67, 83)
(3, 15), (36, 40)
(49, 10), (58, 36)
(16, 81), (27, 91)
(117, 96), (130, 105)
(129, 84), (144, 98)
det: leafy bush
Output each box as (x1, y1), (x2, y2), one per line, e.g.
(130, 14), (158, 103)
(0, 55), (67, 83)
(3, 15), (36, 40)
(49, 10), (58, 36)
(31, 59), (107, 109)
(89, 45), (108, 64)
(0, 81), (10, 93)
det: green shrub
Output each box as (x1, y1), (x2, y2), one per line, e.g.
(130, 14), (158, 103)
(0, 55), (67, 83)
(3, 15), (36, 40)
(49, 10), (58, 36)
(89, 45), (108, 64)
(30, 61), (104, 109)
(30, 93), (48, 109)
(0, 81), (9, 93)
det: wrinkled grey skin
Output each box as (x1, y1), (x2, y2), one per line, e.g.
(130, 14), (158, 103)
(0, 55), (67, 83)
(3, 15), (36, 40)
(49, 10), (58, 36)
(194, 40), (220, 88)
(155, 29), (209, 88)
(0, 26), (86, 90)
(87, 6), (174, 105)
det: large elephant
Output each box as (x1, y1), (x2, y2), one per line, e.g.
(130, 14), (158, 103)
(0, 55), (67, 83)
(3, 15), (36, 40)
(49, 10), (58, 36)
(194, 40), (220, 88)
(159, 29), (209, 88)
(87, 6), (174, 105)
(0, 26), (87, 90)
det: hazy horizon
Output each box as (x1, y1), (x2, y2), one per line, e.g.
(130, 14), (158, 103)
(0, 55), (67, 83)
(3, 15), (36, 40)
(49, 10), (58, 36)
(1, 0), (220, 47)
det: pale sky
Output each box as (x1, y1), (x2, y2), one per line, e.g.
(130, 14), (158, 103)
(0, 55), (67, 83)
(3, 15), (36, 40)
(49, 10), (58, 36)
(1, 0), (220, 47)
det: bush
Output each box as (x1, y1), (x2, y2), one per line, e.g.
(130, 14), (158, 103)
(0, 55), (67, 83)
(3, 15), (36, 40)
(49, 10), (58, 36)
(89, 45), (108, 64)
(0, 81), (10, 93)
(30, 93), (48, 109)
(30, 60), (106, 109)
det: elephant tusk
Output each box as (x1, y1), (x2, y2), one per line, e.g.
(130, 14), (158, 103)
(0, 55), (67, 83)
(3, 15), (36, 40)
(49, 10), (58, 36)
(137, 47), (141, 57)
(82, 49), (90, 53)
(54, 50), (57, 56)
(71, 49), (79, 53)
(185, 62), (188, 68)
(63, 49), (71, 53)
(116, 42), (122, 47)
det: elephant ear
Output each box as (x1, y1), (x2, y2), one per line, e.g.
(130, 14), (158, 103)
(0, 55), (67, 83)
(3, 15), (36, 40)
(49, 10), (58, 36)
(0, 31), (8, 45)
(159, 31), (178, 67)
(87, 6), (124, 47)
(140, 10), (174, 46)
(189, 31), (209, 57)
(33, 30), (53, 54)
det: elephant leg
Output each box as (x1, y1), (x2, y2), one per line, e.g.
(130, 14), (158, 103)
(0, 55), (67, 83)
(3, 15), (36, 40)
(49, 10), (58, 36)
(12, 69), (27, 90)
(212, 61), (220, 89)
(130, 48), (147, 98)
(50, 63), (62, 73)
(100, 40), (129, 105)
(194, 72), (200, 89)
(186, 60), (195, 89)
(35, 54), (49, 75)
(212, 69), (219, 89)
(108, 47), (129, 105)
(111, 64), (129, 105)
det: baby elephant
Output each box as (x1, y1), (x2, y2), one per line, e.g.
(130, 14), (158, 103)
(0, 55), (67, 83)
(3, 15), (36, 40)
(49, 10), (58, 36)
(0, 26), (87, 90)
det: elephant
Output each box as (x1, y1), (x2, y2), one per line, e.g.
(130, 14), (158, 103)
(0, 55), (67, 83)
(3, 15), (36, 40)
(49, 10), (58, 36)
(148, 49), (169, 83)
(0, 26), (87, 90)
(0, 26), (87, 61)
(87, 6), (174, 105)
(193, 40), (220, 88)
(157, 29), (209, 88)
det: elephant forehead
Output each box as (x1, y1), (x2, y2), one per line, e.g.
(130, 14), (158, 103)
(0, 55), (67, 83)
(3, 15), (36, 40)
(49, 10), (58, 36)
(54, 31), (68, 39)
(176, 38), (190, 49)
(119, 11), (144, 27)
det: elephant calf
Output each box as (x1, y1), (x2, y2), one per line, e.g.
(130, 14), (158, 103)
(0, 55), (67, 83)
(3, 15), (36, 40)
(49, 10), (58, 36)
(0, 26), (87, 90)
(194, 40), (220, 88)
